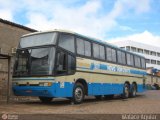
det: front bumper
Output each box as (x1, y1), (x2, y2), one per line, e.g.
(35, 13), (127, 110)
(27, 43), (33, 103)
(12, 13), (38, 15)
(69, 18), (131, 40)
(12, 82), (74, 97)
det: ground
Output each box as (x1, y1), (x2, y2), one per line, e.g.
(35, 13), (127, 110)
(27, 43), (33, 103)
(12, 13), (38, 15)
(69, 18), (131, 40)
(0, 90), (160, 119)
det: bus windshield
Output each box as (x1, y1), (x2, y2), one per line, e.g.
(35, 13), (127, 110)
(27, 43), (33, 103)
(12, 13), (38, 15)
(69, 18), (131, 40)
(19, 32), (57, 48)
(13, 47), (55, 76)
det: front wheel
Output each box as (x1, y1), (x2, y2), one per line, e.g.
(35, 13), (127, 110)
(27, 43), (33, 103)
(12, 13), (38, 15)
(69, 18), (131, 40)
(39, 97), (53, 103)
(72, 83), (85, 104)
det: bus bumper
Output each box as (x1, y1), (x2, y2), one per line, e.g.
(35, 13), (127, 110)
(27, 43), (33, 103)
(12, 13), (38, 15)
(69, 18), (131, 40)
(12, 82), (74, 98)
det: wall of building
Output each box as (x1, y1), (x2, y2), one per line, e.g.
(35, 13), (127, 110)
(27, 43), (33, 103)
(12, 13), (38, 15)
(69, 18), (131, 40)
(0, 20), (36, 101)
(109, 40), (160, 70)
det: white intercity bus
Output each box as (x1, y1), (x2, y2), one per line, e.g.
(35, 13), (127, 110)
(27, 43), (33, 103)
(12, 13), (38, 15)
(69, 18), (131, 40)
(12, 30), (146, 104)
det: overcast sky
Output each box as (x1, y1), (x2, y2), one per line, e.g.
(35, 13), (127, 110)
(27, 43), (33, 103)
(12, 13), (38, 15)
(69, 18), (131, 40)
(0, 0), (160, 46)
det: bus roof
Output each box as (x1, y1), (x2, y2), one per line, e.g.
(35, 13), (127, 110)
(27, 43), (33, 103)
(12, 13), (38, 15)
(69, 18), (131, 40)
(22, 29), (145, 58)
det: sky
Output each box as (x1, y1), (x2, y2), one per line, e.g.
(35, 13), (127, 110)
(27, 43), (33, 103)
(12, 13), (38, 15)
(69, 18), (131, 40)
(0, 0), (160, 46)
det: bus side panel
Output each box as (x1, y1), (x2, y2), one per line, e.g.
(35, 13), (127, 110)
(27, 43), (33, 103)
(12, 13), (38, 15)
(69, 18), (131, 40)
(54, 82), (74, 97)
(88, 83), (123, 95)
(137, 84), (145, 92)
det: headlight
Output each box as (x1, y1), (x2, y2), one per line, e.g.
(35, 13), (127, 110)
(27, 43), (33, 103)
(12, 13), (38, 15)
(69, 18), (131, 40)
(39, 82), (52, 86)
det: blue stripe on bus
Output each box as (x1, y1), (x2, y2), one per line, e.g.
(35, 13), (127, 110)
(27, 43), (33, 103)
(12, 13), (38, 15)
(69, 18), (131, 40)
(13, 82), (145, 97)
(77, 63), (146, 75)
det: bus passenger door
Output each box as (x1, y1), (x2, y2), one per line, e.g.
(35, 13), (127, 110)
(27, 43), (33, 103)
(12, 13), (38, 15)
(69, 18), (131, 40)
(55, 49), (76, 97)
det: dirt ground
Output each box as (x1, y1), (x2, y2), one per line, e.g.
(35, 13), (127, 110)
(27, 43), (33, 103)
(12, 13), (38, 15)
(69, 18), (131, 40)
(0, 90), (160, 119)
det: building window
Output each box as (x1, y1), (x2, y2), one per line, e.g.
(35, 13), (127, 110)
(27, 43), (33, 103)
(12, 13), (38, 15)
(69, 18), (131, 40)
(157, 61), (160, 65)
(150, 51), (156, 56)
(126, 46), (130, 51)
(137, 48), (143, 53)
(144, 50), (149, 55)
(120, 47), (125, 50)
(131, 47), (136, 52)
(157, 52), (160, 57)
(151, 60), (156, 64)
(146, 59), (150, 63)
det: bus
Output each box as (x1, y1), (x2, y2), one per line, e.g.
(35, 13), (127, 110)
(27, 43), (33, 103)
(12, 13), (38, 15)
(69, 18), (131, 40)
(12, 30), (146, 104)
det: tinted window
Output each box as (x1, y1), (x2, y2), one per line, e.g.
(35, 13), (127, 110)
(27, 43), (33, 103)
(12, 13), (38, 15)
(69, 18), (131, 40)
(56, 51), (67, 75)
(134, 56), (141, 68)
(117, 50), (126, 65)
(93, 43), (105, 60)
(58, 34), (75, 53)
(76, 38), (91, 57)
(112, 49), (117, 62)
(130, 54), (134, 66)
(106, 47), (112, 61)
(117, 50), (122, 64)
(100, 45), (105, 60)
(106, 47), (117, 62)
(127, 53), (134, 66)
(121, 52), (126, 65)
(93, 43), (99, 58)
(141, 58), (146, 69)
(20, 32), (57, 48)
(68, 55), (76, 74)
(84, 41), (91, 57)
(77, 38), (84, 55)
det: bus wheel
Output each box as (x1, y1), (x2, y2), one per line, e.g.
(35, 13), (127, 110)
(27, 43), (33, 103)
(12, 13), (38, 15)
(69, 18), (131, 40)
(39, 97), (53, 103)
(95, 95), (103, 100)
(122, 83), (130, 99)
(73, 83), (85, 104)
(130, 83), (137, 97)
(154, 84), (159, 90)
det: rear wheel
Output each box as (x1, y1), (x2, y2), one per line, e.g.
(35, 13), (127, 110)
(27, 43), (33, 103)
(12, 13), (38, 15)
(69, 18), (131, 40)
(130, 83), (137, 97)
(72, 83), (85, 104)
(39, 97), (53, 103)
(154, 84), (159, 90)
(122, 83), (130, 99)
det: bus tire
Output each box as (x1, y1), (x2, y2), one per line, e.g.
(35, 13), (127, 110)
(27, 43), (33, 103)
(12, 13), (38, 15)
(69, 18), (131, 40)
(154, 84), (159, 90)
(72, 83), (85, 104)
(130, 83), (137, 97)
(122, 83), (130, 99)
(39, 97), (53, 103)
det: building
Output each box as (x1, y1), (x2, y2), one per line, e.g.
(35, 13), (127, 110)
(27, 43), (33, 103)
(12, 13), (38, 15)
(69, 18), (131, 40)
(0, 18), (37, 101)
(109, 40), (160, 70)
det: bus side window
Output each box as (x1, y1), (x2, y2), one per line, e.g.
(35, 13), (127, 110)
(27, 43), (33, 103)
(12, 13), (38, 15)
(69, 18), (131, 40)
(56, 51), (67, 75)
(68, 54), (76, 74)
(56, 50), (76, 75)
(58, 34), (75, 53)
